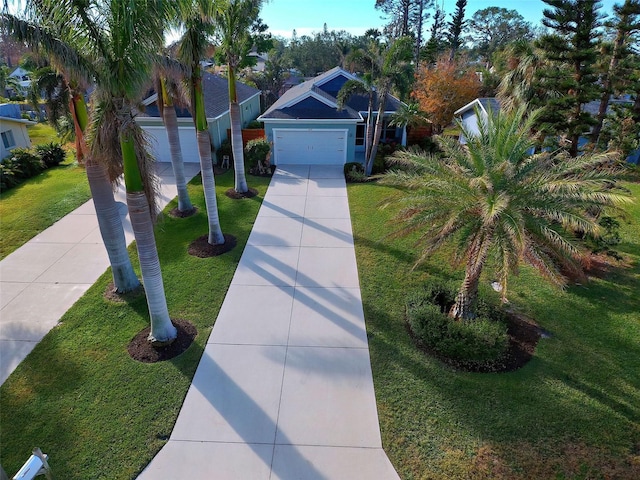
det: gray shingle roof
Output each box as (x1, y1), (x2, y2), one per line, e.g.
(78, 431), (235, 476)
(260, 67), (402, 121)
(139, 72), (260, 119)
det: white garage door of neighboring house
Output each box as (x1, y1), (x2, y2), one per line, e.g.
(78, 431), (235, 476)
(274, 129), (347, 165)
(142, 125), (200, 163)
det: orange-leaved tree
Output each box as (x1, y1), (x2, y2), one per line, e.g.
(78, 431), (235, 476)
(413, 55), (481, 133)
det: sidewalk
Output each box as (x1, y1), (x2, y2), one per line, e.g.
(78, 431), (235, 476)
(0, 162), (201, 385)
(137, 165), (399, 479)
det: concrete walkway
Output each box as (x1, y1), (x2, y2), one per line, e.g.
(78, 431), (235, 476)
(0, 162), (201, 385)
(137, 165), (399, 479)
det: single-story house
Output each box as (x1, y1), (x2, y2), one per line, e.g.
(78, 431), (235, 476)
(6, 67), (32, 97)
(454, 97), (501, 144)
(135, 72), (261, 163)
(1, 104), (36, 160)
(258, 66), (406, 166)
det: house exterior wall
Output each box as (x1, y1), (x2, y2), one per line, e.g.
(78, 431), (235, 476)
(1, 120), (32, 160)
(262, 121), (358, 163)
(240, 94), (261, 127)
(458, 110), (482, 144)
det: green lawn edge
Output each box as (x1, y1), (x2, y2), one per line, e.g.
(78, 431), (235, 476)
(0, 171), (270, 479)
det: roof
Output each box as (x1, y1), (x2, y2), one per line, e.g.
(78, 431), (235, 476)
(454, 97), (501, 116)
(259, 67), (403, 122)
(138, 72), (260, 120)
(0, 116), (36, 126)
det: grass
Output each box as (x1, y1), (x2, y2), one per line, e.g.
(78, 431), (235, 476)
(0, 171), (270, 478)
(349, 180), (640, 479)
(0, 124), (88, 259)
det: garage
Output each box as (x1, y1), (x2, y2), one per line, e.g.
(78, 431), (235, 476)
(273, 128), (347, 165)
(141, 125), (200, 163)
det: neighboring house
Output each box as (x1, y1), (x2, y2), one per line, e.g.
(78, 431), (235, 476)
(0, 103), (36, 160)
(135, 72), (261, 163)
(7, 67), (32, 97)
(258, 66), (406, 166)
(454, 97), (501, 144)
(248, 50), (268, 72)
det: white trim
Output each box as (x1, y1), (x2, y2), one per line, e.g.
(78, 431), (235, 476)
(277, 90), (337, 110)
(142, 93), (158, 107)
(239, 91), (261, 106)
(454, 98), (485, 116)
(0, 116), (37, 126)
(314, 68), (358, 87)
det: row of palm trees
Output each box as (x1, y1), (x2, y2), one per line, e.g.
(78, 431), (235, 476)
(1, 0), (265, 345)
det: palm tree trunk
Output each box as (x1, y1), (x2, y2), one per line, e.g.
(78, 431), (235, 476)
(127, 192), (176, 344)
(365, 93), (374, 163)
(228, 66), (248, 193)
(121, 133), (176, 345)
(197, 130), (225, 245)
(86, 160), (141, 293)
(69, 89), (89, 165)
(449, 235), (491, 320)
(192, 66), (225, 245)
(162, 100), (194, 213)
(367, 96), (387, 176)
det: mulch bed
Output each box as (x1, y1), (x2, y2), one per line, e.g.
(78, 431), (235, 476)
(169, 206), (198, 218)
(128, 319), (197, 363)
(225, 187), (259, 199)
(408, 310), (545, 374)
(188, 233), (237, 258)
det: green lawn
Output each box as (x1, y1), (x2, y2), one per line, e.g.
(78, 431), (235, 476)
(0, 172), (270, 478)
(0, 124), (88, 259)
(349, 180), (640, 479)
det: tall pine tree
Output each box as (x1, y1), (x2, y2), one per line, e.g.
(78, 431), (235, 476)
(447, 0), (467, 60)
(536, 0), (603, 157)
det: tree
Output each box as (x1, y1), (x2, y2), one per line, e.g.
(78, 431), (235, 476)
(213, 0), (267, 194)
(413, 54), (480, 133)
(177, 0), (226, 246)
(466, 7), (534, 66)
(39, 0), (177, 344)
(2, 10), (142, 296)
(337, 76), (375, 162)
(446, 0), (467, 60)
(375, 0), (433, 62)
(422, 4), (446, 64)
(536, 0), (603, 157)
(591, 0), (640, 144)
(382, 106), (631, 319)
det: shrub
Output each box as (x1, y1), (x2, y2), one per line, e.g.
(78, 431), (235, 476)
(244, 137), (270, 169)
(8, 148), (44, 178)
(406, 280), (509, 365)
(245, 120), (263, 129)
(36, 142), (66, 167)
(343, 162), (365, 182)
(0, 158), (21, 192)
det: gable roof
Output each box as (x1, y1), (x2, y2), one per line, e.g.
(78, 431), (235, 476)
(138, 72), (260, 120)
(454, 98), (501, 117)
(259, 67), (403, 122)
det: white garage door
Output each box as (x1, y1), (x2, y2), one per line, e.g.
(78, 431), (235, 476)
(142, 125), (200, 163)
(274, 129), (347, 165)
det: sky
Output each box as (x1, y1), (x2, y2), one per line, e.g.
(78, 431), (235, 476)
(260, 0), (620, 39)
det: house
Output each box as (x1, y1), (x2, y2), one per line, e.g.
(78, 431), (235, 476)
(6, 67), (32, 97)
(454, 97), (500, 144)
(0, 103), (36, 160)
(135, 72), (261, 163)
(455, 96), (640, 163)
(258, 66), (406, 166)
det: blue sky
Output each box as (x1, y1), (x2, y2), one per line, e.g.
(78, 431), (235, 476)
(261, 0), (620, 38)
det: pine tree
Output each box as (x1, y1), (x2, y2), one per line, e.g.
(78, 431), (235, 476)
(423, 3), (445, 64)
(446, 0), (467, 60)
(536, 0), (603, 157)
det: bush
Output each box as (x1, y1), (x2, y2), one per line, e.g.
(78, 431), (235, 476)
(244, 137), (270, 169)
(35, 142), (66, 167)
(343, 162), (365, 182)
(406, 280), (509, 365)
(7, 148), (44, 178)
(245, 120), (263, 129)
(0, 158), (21, 192)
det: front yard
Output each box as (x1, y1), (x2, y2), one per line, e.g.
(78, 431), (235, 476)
(349, 179), (640, 479)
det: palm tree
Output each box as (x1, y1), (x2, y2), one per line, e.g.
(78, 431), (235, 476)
(366, 36), (414, 176)
(212, 0), (265, 194)
(336, 76), (375, 162)
(155, 68), (195, 215)
(38, 0), (177, 344)
(2, 11), (142, 295)
(176, 0), (225, 245)
(383, 106), (631, 320)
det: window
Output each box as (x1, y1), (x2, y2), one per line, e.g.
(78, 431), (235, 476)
(382, 120), (397, 142)
(355, 124), (365, 146)
(1, 130), (16, 149)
